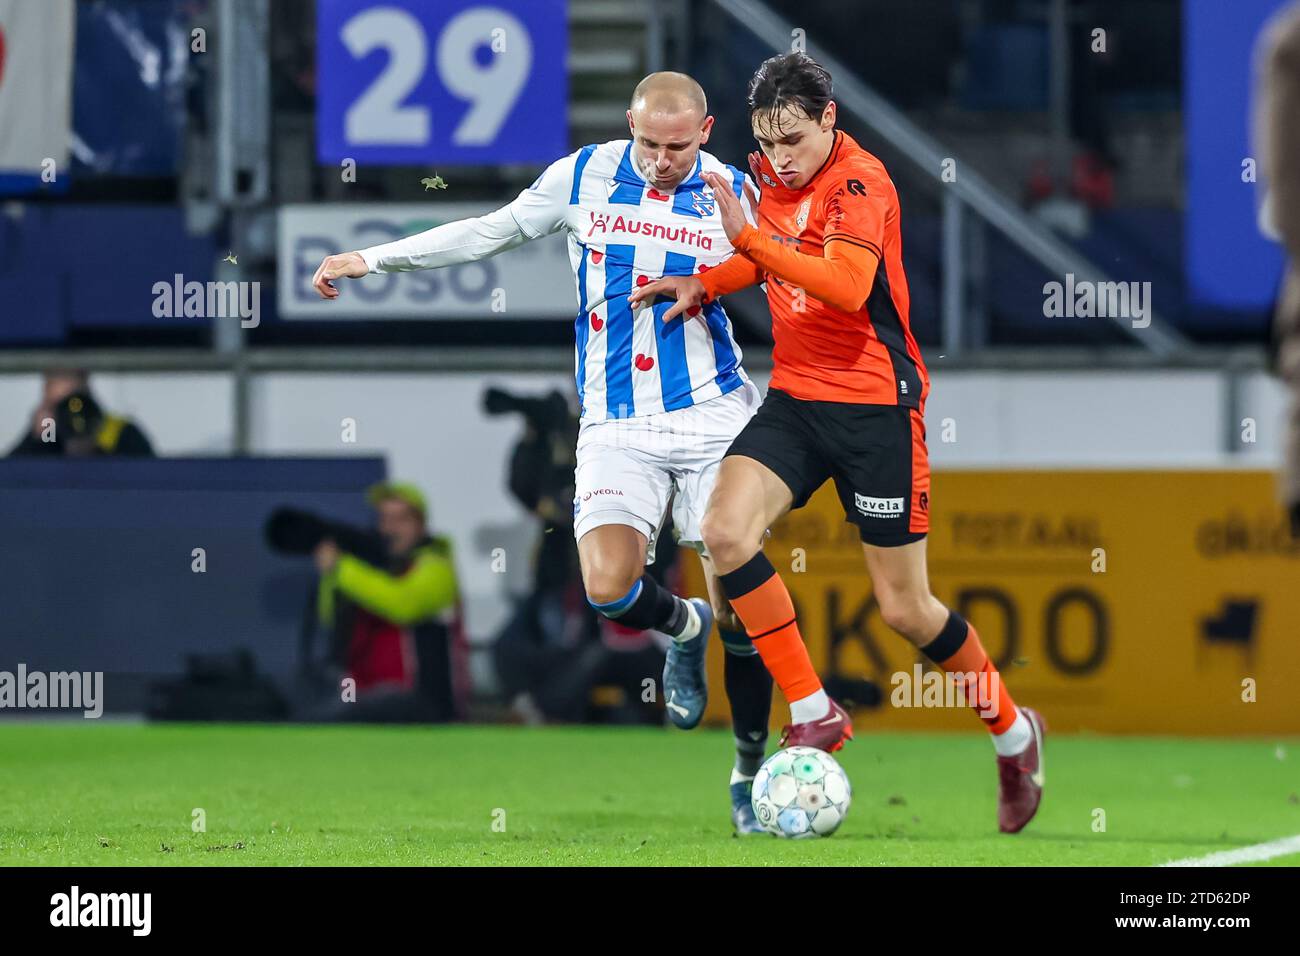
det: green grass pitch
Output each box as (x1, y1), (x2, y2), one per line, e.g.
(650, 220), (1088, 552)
(0, 723), (1296, 866)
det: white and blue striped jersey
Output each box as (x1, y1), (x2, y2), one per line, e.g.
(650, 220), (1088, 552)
(509, 141), (756, 422)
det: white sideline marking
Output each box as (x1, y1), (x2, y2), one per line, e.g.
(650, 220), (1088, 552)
(1159, 834), (1300, 867)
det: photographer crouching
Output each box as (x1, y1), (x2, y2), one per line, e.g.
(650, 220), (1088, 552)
(272, 482), (468, 723)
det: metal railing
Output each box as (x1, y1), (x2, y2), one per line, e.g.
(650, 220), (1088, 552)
(705, 0), (1193, 358)
(0, 0), (1267, 463)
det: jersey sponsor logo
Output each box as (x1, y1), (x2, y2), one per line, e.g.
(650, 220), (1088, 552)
(582, 488), (625, 501)
(825, 187), (846, 229)
(584, 212), (714, 249)
(855, 493), (904, 518)
(918, 491), (929, 512)
(846, 178), (867, 196)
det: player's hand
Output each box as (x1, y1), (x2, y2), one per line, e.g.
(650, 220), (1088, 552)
(628, 275), (707, 323)
(701, 171), (757, 242)
(748, 151), (763, 189)
(312, 252), (368, 299)
(313, 539), (341, 574)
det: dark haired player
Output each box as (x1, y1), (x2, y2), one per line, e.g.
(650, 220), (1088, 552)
(632, 53), (1045, 833)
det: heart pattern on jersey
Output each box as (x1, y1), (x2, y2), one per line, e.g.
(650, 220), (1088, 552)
(634, 353), (655, 371)
(697, 263), (711, 272)
(590, 312), (603, 331)
(647, 188), (670, 202)
(590, 250), (603, 265)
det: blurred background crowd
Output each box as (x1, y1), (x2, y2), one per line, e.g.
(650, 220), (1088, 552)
(2, 0), (1297, 735)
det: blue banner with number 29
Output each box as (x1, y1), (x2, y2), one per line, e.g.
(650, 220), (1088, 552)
(317, 0), (567, 166)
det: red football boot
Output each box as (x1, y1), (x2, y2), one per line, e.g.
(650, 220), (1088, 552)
(997, 707), (1046, 833)
(779, 698), (853, 753)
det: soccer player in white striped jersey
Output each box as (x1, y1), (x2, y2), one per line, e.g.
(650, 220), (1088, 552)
(313, 73), (775, 834)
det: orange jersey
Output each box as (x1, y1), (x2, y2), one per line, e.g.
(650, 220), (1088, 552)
(704, 131), (929, 409)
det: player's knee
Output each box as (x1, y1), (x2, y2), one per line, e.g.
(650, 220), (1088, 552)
(700, 510), (756, 568)
(583, 567), (642, 609)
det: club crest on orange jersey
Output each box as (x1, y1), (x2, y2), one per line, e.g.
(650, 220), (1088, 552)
(795, 198), (811, 231)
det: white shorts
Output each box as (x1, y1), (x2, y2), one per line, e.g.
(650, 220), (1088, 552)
(572, 380), (761, 563)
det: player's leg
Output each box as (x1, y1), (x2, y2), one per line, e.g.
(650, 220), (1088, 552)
(698, 557), (772, 772)
(574, 445), (706, 650)
(577, 519), (707, 646)
(578, 522), (658, 607)
(698, 551), (773, 835)
(701, 390), (851, 751)
(578, 518), (712, 727)
(844, 406), (1044, 832)
(703, 454), (852, 749)
(654, 381), (768, 747)
(574, 431), (710, 727)
(861, 538), (1045, 833)
(671, 382), (773, 833)
(670, 382), (776, 765)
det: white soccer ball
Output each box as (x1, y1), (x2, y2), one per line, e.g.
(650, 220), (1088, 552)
(751, 746), (852, 838)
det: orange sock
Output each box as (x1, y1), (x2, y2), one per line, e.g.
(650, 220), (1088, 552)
(920, 611), (1018, 735)
(719, 552), (823, 703)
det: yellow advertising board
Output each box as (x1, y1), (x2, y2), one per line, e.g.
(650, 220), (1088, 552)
(682, 470), (1300, 735)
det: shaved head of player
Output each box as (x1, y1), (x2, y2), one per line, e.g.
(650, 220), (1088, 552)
(626, 72), (714, 191)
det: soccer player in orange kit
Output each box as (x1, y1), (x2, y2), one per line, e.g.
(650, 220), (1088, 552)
(630, 53), (1045, 833)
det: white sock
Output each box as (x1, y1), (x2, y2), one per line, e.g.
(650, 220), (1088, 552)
(992, 708), (1033, 757)
(729, 768), (755, 786)
(789, 688), (830, 724)
(672, 598), (701, 643)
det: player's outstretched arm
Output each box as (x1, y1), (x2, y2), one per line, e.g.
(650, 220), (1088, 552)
(313, 150), (577, 300)
(312, 203), (534, 300)
(313, 252), (368, 299)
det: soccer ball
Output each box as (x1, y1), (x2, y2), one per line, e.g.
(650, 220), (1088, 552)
(752, 746), (852, 838)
